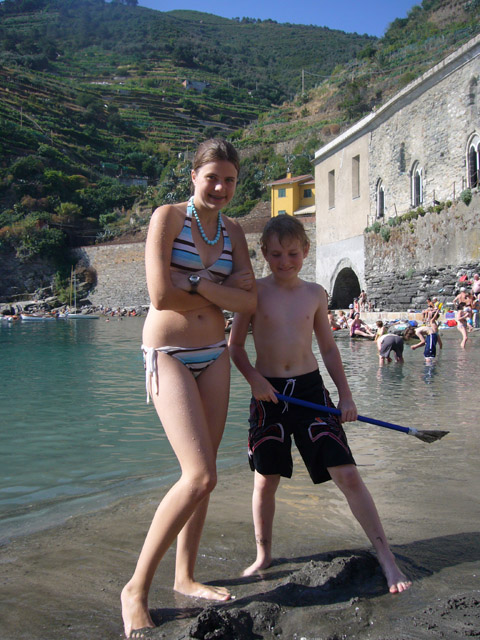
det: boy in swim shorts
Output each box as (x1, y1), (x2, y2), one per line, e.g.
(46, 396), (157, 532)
(229, 215), (411, 594)
(411, 320), (443, 362)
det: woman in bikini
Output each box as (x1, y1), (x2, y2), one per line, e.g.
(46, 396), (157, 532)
(349, 312), (375, 339)
(456, 306), (473, 349)
(121, 139), (256, 639)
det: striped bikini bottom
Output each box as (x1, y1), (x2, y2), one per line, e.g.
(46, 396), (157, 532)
(142, 340), (227, 403)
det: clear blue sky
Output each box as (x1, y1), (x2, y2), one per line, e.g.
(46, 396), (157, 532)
(138, 0), (421, 38)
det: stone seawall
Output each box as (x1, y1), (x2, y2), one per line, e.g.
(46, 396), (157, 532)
(74, 243), (148, 308)
(76, 220), (317, 308)
(364, 194), (479, 310)
(74, 199), (478, 311)
(2, 200), (477, 311)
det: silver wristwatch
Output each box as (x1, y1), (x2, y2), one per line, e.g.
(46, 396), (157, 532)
(188, 274), (201, 294)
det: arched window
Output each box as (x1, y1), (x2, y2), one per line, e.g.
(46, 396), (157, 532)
(411, 162), (423, 207)
(376, 179), (385, 218)
(467, 134), (480, 188)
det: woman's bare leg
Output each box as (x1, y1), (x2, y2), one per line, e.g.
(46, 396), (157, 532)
(121, 353), (221, 637)
(242, 472), (281, 576)
(174, 350), (231, 600)
(457, 324), (468, 348)
(353, 329), (374, 339)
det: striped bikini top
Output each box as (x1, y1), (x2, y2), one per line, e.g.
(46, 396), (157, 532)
(170, 197), (233, 283)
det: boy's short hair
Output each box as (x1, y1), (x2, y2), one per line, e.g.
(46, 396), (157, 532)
(260, 215), (310, 252)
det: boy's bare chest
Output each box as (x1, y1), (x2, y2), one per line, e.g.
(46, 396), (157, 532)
(256, 288), (316, 329)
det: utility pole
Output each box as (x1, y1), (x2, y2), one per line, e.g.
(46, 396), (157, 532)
(301, 69), (305, 96)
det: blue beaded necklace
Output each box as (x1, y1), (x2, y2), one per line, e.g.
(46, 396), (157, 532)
(189, 197), (222, 246)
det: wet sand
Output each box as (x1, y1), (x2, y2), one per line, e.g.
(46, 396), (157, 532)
(1, 451), (479, 640)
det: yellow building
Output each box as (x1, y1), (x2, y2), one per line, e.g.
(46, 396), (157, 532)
(268, 173), (316, 217)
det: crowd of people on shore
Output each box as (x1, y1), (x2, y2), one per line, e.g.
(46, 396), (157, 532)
(327, 273), (479, 364)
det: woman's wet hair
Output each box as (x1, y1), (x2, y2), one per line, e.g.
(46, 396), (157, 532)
(192, 138), (240, 175)
(260, 215), (310, 252)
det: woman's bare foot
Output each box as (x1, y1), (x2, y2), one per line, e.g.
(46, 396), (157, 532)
(242, 557), (272, 577)
(174, 579), (231, 601)
(121, 583), (155, 638)
(378, 553), (412, 594)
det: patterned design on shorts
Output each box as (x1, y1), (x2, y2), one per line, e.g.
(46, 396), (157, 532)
(249, 422), (285, 455)
(308, 419), (352, 453)
(246, 370), (356, 483)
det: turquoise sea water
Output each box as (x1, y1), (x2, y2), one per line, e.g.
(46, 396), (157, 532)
(1, 317), (479, 543)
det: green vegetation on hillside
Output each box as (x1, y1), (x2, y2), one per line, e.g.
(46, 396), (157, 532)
(236, 0), (480, 150)
(0, 0), (479, 298)
(0, 0), (372, 265)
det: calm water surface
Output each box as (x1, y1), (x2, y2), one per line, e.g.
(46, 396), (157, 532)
(1, 318), (479, 543)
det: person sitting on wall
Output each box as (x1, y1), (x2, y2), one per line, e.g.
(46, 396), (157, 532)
(336, 309), (348, 329)
(421, 298), (434, 322)
(328, 309), (341, 331)
(349, 313), (375, 339)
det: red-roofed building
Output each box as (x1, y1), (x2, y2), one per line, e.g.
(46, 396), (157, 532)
(268, 173), (315, 217)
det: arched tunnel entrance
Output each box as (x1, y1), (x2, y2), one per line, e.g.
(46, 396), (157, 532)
(330, 267), (361, 309)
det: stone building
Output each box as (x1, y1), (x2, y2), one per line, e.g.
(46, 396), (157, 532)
(314, 34), (480, 308)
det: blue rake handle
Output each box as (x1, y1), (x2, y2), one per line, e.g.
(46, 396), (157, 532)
(275, 393), (417, 436)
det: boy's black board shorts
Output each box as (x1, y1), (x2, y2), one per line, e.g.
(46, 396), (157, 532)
(248, 369), (356, 484)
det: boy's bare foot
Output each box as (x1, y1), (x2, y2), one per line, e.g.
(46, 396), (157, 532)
(174, 579), (231, 601)
(242, 558), (272, 577)
(378, 554), (412, 593)
(121, 583), (155, 639)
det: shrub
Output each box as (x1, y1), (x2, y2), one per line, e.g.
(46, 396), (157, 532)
(16, 227), (66, 263)
(460, 189), (472, 205)
(371, 221), (381, 234)
(401, 210), (418, 222)
(54, 202), (83, 224)
(53, 270), (72, 304)
(11, 156), (44, 180)
(99, 212), (118, 227)
(380, 226), (391, 242)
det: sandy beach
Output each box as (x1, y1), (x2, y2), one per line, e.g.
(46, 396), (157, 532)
(1, 450), (479, 640)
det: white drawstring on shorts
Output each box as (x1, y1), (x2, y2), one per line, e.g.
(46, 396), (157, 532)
(281, 378), (296, 413)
